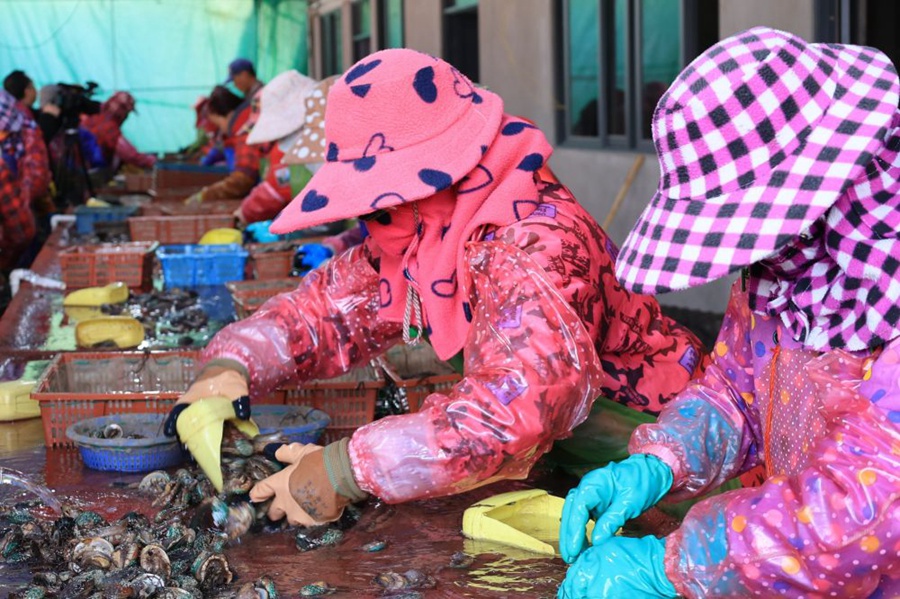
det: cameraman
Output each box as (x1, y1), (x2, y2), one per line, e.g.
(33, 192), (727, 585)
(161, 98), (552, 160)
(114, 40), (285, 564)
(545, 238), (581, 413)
(81, 91), (155, 170)
(3, 70), (36, 117)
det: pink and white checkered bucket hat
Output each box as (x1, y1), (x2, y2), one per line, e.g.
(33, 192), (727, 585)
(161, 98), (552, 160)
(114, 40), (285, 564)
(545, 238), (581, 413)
(616, 27), (900, 295)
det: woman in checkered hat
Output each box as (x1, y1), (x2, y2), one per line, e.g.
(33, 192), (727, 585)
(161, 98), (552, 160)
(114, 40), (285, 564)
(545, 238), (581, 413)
(164, 49), (709, 527)
(559, 27), (900, 598)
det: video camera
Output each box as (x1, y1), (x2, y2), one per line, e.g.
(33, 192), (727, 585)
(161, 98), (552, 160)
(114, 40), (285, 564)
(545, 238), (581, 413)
(55, 81), (101, 127)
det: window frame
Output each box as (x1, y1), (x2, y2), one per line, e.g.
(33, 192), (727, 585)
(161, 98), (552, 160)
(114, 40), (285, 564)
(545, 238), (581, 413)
(442, 0), (480, 83)
(320, 8), (343, 78)
(378, 0), (405, 50)
(556, 0), (709, 151)
(351, 0), (373, 63)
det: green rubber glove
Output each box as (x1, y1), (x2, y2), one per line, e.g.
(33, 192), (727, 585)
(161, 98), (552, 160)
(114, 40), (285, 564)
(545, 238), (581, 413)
(558, 535), (677, 599)
(560, 454), (673, 564)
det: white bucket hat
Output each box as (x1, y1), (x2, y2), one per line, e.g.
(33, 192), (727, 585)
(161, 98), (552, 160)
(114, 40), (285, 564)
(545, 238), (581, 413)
(247, 70), (318, 145)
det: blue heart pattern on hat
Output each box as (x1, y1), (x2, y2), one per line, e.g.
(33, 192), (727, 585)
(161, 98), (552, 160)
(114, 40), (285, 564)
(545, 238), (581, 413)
(371, 192), (406, 209)
(517, 153), (544, 172)
(513, 199), (540, 220)
(419, 169), (453, 191)
(327, 142), (339, 162)
(301, 189), (329, 212)
(345, 59), (382, 84)
(451, 68), (483, 104)
(351, 133), (395, 172)
(502, 121), (538, 136)
(379, 278), (392, 307)
(351, 84), (371, 98)
(457, 165), (494, 195)
(413, 67), (438, 103)
(431, 271), (457, 298)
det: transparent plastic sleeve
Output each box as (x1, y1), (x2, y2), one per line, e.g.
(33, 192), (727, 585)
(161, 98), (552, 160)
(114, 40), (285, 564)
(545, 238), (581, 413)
(348, 241), (604, 503)
(200, 245), (402, 399)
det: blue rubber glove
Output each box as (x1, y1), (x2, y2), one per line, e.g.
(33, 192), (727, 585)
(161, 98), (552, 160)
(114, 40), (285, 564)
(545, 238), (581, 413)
(245, 220), (280, 244)
(291, 243), (334, 276)
(558, 535), (677, 599)
(560, 454), (673, 564)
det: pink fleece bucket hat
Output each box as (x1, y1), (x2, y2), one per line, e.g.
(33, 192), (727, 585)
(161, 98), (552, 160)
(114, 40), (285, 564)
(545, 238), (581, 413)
(269, 49), (504, 234)
(616, 27), (900, 295)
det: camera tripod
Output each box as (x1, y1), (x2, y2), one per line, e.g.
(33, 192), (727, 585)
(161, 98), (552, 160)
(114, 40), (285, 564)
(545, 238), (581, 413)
(53, 122), (95, 208)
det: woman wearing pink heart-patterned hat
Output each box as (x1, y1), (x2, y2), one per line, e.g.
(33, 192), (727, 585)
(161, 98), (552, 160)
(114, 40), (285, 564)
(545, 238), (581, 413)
(559, 27), (900, 598)
(163, 49), (711, 526)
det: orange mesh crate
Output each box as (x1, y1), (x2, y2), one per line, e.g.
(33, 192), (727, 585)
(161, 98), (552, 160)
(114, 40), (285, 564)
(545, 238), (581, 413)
(380, 344), (462, 413)
(32, 351), (198, 447)
(280, 365), (384, 445)
(225, 278), (299, 319)
(59, 241), (158, 290)
(245, 238), (324, 280)
(128, 214), (235, 244)
(139, 200), (242, 217)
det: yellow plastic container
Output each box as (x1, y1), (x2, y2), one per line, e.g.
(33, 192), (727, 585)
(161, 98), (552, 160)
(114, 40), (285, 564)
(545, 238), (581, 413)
(0, 380), (39, 422)
(75, 316), (145, 349)
(199, 228), (243, 246)
(63, 282), (129, 307)
(64, 306), (105, 323)
(176, 396), (259, 492)
(462, 489), (594, 556)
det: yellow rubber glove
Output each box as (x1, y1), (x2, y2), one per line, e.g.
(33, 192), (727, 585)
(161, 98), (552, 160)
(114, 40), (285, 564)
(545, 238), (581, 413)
(163, 361), (250, 437)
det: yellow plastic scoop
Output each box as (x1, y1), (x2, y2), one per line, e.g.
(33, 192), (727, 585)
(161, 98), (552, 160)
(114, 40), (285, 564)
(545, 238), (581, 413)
(75, 316), (145, 349)
(175, 396), (259, 492)
(462, 489), (594, 556)
(199, 228), (243, 245)
(63, 282), (129, 307)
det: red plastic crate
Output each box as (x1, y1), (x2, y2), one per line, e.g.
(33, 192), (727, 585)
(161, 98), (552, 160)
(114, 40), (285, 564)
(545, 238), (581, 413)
(139, 200), (242, 217)
(59, 241), (158, 290)
(32, 351), (198, 447)
(128, 214), (235, 244)
(280, 365), (384, 445)
(380, 344), (462, 412)
(226, 278), (299, 319)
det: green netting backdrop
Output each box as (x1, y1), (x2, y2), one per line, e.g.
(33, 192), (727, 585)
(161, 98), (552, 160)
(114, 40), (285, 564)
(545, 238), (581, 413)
(0, 0), (308, 153)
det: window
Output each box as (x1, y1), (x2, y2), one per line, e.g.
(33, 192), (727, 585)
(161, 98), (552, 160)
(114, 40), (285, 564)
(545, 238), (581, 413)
(815, 0), (900, 74)
(352, 0), (372, 62)
(379, 0), (404, 49)
(443, 0), (480, 83)
(321, 9), (343, 77)
(558, 0), (718, 148)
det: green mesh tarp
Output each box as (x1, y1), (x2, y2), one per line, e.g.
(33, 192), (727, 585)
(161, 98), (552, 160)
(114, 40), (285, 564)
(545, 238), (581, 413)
(0, 0), (308, 153)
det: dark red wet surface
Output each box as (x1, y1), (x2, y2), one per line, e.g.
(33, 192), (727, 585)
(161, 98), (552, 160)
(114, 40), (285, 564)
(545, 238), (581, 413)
(0, 419), (585, 598)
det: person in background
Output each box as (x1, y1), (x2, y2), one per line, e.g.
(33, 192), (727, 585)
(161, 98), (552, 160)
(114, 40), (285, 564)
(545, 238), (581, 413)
(558, 27), (900, 598)
(227, 58), (264, 100)
(237, 69), (318, 224)
(81, 91), (155, 170)
(225, 58), (264, 140)
(166, 50), (707, 529)
(3, 70), (36, 118)
(177, 96), (221, 164)
(0, 90), (36, 273)
(185, 86), (261, 203)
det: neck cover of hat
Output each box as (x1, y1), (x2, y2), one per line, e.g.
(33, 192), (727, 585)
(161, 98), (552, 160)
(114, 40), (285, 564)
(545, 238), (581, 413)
(749, 116), (900, 351)
(364, 115), (552, 360)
